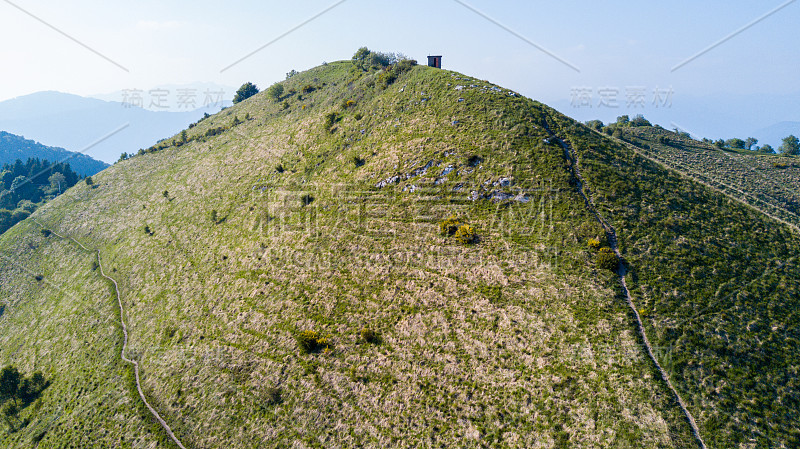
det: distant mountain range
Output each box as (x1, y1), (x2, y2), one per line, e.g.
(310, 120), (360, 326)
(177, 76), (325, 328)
(0, 91), (232, 163)
(0, 131), (108, 176)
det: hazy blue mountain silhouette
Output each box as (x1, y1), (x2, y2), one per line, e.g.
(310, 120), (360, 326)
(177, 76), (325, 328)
(0, 131), (108, 176)
(0, 91), (231, 163)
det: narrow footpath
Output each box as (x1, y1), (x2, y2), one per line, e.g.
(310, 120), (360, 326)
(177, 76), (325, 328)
(33, 219), (188, 449)
(551, 137), (708, 449)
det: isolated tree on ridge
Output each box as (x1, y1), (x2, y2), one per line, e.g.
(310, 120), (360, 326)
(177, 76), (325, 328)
(233, 82), (259, 104)
(779, 135), (799, 155)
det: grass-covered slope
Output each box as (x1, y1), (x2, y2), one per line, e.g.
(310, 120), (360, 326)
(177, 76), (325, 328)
(614, 125), (800, 230)
(0, 221), (164, 447)
(0, 58), (797, 448)
(0, 61), (700, 448)
(550, 115), (800, 448)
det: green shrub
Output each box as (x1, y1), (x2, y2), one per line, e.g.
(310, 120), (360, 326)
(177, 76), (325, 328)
(596, 247), (618, 270)
(323, 112), (338, 132)
(301, 84), (316, 94)
(377, 70), (398, 88)
(360, 327), (379, 344)
(629, 114), (651, 127)
(266, 83), (284, 101)
(300, 194), (314, 206)
(296, 330), (330, 354)
(439, 215), (460, 236)
(162, 326), (177, 341)
(233, 82), (259, 104)
(454, 224), (478, 244)
(84, 176), (93, 186)
(205, 127), (226, 137)
(263, 387), (282, 406)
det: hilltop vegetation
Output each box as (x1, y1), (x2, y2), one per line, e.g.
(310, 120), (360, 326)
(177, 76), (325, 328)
(0, 50), (798, 448)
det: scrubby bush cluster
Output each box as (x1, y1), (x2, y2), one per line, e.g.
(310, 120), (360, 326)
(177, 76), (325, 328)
(351, 47), (417, 88)
(595, 247), (618, 270)
(323, 112), (339, 133)
(266, 83), (284, 101)
(454, 224), (478, 244)
(351, 47), (402, 71)
(295, 330), (331, 354)
(438, 215), (478, 244)
(599, 115), (652, 136)
(438, 215), (461, 236)
(205, 126), (227, 137)
(586, 236), (617, 270)
(360, 328), (379, 344)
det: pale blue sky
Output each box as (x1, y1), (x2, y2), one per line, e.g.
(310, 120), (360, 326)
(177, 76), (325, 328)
(1, 0), (798, 137)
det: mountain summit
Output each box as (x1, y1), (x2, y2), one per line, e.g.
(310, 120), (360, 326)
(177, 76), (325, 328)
(0, 54), (797, 448)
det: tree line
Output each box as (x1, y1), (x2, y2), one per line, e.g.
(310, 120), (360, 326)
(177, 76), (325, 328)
(587, 115), (800, 155)
(0, 158), (81, 234)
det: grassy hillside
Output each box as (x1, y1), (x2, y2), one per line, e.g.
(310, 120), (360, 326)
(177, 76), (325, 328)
(0, 56), (797, 448)
(612, 125), (800, 230)
(551, 117), (800, 448)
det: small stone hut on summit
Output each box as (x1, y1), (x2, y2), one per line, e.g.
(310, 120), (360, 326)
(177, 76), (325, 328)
(427, 55), (442, 69)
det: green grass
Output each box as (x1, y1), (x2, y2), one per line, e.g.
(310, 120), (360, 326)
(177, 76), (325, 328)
(552, 115), (800, 448)
(614, 125), (800, 229)
(1, 57), (796, 448)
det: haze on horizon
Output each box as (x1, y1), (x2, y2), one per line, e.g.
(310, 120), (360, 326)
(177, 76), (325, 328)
(1, 0), (798, 140)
